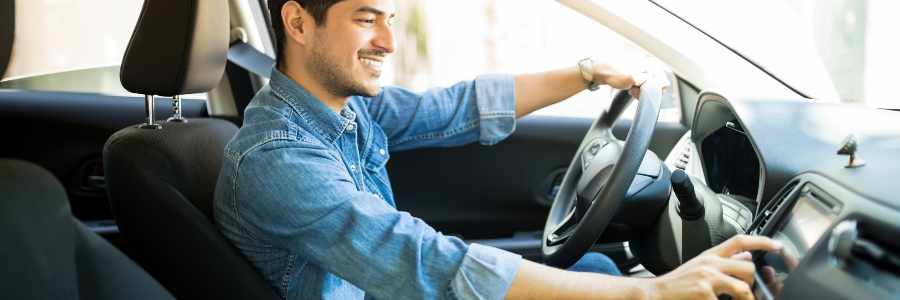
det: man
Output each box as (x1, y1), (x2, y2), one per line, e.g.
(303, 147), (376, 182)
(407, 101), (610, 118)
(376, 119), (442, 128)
(214, 0), (783, 299)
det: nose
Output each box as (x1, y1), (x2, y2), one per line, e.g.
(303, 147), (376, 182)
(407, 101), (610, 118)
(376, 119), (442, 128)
(373, 24), (395, 54)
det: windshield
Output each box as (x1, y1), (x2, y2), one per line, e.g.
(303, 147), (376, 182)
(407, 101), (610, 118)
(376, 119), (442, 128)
(654, 0), (900, 108)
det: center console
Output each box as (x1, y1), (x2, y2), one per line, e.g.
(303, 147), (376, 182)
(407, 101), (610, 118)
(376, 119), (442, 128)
(748, 174), (900, 300)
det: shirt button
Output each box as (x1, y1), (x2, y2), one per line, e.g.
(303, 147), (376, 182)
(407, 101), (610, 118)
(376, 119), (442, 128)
(346, 122), (356, 132)
(350, 164), (358, 172)
(378, 148), (386, 155)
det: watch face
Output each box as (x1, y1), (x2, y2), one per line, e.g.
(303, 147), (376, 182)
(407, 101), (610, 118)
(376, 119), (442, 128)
(578, 58), (595, 87)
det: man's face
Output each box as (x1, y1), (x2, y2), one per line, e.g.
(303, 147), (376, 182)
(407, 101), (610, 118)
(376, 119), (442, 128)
(305, 0), (396, 98)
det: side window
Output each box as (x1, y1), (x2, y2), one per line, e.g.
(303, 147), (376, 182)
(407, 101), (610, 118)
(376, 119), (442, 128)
(382, 0), (678, 119)
(0, 1), (146, 96)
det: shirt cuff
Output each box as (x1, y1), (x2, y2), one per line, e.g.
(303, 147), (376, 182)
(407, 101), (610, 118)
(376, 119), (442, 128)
(474, 74), (517, 145)
(447, 243), (522, 300)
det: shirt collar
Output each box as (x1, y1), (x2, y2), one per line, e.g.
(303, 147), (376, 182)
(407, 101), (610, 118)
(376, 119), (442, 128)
(269, 68), (356, 143)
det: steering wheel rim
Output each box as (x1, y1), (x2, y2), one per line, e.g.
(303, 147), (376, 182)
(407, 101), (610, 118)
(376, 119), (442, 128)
(541, 73), (668, 268)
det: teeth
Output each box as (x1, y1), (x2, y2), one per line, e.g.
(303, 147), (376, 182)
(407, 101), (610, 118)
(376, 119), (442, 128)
(360, 58), (382, 69)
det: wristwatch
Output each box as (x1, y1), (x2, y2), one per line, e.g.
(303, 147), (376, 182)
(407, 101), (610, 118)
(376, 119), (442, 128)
(577, 58), (601, 91)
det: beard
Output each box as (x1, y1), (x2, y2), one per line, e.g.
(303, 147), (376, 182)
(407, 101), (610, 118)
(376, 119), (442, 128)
(306, 40), (380, 98)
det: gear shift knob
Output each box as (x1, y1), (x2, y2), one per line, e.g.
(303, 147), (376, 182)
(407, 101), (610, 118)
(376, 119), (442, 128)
(671, 169), (704, 220)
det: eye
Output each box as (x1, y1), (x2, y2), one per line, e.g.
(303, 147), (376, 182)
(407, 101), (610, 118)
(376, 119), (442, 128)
(357, 18), (376, 25)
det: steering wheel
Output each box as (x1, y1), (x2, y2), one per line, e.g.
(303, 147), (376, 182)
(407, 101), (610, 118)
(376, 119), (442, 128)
(542, 73), (668, 268)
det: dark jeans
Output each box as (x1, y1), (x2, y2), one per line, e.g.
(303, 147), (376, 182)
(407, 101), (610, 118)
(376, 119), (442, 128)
(567, 252), (622, 276)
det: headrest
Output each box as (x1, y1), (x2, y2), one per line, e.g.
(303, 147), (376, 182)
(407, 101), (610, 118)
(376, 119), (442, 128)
(120, 0), (229, 96)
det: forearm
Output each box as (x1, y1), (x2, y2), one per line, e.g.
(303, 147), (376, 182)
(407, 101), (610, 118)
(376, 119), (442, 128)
(504, 259), (652, 300)
(513, 67), (586, 118)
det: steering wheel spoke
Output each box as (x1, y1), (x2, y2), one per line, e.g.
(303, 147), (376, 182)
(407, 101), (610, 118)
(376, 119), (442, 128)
(547, 206), (578, 246)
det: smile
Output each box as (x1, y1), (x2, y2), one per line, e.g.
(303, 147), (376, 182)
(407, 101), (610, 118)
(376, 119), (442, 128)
(359, 57), (383, 73)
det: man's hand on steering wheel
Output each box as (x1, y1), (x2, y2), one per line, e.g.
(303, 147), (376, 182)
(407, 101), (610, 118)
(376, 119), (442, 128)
(593, 63), (646, 98)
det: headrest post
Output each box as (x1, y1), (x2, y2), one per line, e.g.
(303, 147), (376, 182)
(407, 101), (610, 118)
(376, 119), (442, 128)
(167, 95), (188, 123)
(138, 94), (163, 130)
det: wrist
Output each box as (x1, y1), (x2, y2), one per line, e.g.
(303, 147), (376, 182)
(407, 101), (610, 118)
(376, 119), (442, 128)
(633, 278), (661, 300)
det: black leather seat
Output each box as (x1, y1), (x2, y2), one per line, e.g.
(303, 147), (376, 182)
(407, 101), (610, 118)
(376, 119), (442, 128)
(103, 0), (277, 299)
(0, 159), (173, 299)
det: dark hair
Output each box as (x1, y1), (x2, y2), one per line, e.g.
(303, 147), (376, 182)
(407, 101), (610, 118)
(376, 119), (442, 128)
(268, 0), (343, 66)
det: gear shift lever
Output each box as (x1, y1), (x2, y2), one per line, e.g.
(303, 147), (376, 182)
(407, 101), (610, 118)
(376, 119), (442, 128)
(671, 169), (711, 261)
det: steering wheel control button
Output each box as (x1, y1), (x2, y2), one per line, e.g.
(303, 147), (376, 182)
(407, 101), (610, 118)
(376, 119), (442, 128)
(588, 141), (603, 155)
(581, 139), (608, 169)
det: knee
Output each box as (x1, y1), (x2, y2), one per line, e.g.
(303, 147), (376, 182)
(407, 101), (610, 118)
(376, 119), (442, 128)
(569, 252), (621, 276)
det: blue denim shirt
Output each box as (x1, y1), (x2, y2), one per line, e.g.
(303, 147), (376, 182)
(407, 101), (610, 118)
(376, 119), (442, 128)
(214, 69), (522, 300)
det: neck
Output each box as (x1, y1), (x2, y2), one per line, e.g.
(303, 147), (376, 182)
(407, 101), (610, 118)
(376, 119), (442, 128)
(279, 62), (347, 113)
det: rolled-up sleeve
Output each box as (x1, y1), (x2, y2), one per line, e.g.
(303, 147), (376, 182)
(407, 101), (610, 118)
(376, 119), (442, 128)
(235, 140), (522, 300)
(367, 74), (517, 151)
(449, 244), (522, 300)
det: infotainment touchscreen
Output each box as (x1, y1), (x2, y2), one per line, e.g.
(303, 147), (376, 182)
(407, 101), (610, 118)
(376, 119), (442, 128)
(754, 189), (837, 298)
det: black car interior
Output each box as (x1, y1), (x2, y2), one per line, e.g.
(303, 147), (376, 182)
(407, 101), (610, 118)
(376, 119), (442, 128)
(2, 0), (899, 299)
(0, 159), (173, 299)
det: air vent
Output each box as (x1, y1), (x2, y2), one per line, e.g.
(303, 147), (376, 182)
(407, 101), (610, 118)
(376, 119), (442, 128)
(751, 180), (801, 234)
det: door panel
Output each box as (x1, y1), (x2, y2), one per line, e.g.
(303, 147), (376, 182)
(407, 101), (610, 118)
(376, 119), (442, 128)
(389, 116), (590, 240)
(0, 90), (208, 221)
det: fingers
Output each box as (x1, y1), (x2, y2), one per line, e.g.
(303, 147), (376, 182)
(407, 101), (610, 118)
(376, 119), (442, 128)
(631, 70), (648, 87)
(761, 266), (776, 283)
(710, 235), (783, 257)
(761, 266), (783, 294)
(730, 251), (753, 261)
(711, 256), (756, 285)
(629, 86), (641, 99)
(782, 249), (799, 270)
(711, 271), (754, 300)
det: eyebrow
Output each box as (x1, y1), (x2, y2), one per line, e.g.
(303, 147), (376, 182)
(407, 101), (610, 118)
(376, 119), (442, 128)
(355, 6), (395, 18)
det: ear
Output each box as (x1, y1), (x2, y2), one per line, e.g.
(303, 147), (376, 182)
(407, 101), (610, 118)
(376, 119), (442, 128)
(282, 1), (311, 46)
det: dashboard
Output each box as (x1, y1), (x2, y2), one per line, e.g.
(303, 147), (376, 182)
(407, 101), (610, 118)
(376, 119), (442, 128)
(675, 92), (900, 299)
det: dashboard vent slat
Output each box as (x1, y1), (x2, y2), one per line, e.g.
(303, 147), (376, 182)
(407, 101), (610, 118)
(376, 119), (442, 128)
(751, 180), (801, 233)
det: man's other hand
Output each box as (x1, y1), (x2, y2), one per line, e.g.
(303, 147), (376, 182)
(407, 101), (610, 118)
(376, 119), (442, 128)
(643, 235), (783, 300)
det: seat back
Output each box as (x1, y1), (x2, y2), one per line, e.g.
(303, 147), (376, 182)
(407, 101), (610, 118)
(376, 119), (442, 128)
(103, 0), (277, 298)
(0, 159), (174, 299)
